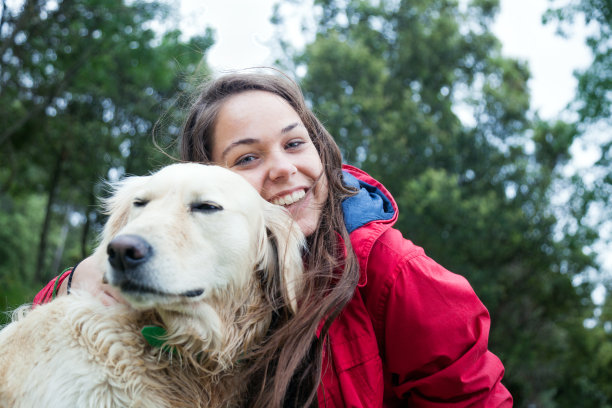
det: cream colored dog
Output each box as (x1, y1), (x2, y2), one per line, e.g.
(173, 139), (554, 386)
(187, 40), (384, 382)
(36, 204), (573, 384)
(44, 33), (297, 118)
(0, 163), (304, 408)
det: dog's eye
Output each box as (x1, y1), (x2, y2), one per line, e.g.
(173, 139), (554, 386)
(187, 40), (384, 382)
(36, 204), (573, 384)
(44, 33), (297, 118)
(133, 199), (148, 207)
(190, 201), (223, 213)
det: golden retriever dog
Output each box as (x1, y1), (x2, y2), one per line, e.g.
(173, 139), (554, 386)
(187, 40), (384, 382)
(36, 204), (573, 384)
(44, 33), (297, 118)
(0, 163), (304, 408)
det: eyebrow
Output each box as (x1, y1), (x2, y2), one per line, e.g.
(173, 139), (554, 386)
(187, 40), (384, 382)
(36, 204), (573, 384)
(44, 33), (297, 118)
(220, 122), (302, 159)
(281, 122), (300, 134)
(221, 138), (257, 160)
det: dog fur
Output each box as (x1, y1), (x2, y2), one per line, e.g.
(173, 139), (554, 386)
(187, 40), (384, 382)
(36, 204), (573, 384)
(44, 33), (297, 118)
(0, 163), (304, 408)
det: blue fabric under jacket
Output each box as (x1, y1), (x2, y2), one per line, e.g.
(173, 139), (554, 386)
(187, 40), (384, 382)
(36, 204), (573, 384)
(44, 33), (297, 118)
(341, 171), (395, 233)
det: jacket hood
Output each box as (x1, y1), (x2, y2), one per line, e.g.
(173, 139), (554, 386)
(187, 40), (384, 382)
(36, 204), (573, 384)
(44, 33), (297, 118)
(341, 165), (397, 232)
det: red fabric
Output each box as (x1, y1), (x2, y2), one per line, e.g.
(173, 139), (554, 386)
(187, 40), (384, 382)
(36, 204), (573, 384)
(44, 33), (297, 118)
(317, 165), (512, 407)
(32, 269), (72, 306)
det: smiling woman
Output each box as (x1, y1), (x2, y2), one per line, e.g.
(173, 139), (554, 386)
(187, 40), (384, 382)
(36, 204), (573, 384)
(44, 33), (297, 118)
(177, 71), (513, 407)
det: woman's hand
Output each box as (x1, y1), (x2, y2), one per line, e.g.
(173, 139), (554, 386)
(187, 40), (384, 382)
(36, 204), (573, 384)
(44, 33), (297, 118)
(57, 256), (126, 306)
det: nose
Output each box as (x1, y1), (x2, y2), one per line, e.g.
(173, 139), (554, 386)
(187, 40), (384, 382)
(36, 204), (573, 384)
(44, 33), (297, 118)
(267, 151), (297, 181)
(107, 234), (152, 271)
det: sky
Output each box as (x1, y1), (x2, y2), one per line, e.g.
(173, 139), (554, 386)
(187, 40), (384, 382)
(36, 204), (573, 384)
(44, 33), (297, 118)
(176, 0), (593, 120)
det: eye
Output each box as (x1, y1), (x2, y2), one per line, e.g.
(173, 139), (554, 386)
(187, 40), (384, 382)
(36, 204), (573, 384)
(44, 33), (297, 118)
(190, 201), (223, 213)
(133, 199), (148, 207)
(234, 154), (258, 167)
(286, 139), (306, 150)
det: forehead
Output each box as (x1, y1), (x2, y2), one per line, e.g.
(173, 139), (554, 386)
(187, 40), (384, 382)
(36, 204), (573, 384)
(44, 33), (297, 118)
(215, 91), (301, 138)
(143, 164), (260, 203)
(219, 90), (299, 122)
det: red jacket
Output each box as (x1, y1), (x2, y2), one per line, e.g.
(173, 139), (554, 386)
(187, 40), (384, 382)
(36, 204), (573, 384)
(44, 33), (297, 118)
(318, 165), (512, 407)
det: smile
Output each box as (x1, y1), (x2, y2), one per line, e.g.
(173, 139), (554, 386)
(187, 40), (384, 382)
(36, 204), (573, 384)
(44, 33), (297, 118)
(271, 189), (306, 206)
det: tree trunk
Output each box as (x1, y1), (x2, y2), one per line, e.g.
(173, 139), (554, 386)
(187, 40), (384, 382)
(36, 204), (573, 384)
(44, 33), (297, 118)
(50, 217), (70, 276)
(34, 146), (65, 283)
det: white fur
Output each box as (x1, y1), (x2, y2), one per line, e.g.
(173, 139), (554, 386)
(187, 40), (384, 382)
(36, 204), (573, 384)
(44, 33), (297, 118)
(0, 163), (304, 408)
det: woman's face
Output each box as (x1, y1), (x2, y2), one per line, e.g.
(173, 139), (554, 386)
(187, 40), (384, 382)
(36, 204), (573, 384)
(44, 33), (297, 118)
(210, 90), (328, 237)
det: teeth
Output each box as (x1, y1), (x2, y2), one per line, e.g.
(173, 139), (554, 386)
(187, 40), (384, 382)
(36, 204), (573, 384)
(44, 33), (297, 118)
(272, 190), (306, 206)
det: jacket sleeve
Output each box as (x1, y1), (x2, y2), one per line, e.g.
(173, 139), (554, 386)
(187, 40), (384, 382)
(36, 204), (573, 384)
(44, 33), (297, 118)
(366, 229), (512, 406)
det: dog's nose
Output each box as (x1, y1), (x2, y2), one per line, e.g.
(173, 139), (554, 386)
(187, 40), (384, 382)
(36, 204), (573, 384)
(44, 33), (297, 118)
(107, 234), (152, 271)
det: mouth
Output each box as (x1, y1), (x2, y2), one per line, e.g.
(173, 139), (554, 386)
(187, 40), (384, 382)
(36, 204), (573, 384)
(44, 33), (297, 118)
(270, 189), (306, 206)
(115, 277), (204, 299)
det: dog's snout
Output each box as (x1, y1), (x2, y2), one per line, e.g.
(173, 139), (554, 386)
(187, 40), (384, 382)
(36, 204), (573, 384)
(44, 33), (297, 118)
(107, 234), (152, 271)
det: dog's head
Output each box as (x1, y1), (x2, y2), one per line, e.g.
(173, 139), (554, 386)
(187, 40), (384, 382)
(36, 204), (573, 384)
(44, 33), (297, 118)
(94, 163), (305, 361)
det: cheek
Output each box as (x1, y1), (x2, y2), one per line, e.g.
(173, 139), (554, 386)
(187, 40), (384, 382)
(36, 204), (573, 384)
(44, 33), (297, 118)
(302, 180), (328, 236)
(307, 146), (324, 174)
(317, 175), (329, 204)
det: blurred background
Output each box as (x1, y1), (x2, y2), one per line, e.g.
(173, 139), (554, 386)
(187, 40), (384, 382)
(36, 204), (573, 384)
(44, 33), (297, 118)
(1, 0), (610, 406)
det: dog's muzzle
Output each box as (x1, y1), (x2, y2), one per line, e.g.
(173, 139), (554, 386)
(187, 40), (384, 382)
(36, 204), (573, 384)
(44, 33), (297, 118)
(106, 234), (204, 299)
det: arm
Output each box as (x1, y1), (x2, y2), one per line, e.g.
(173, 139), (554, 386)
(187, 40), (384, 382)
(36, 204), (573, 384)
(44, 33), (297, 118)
(33, 256), (124, 306)
(365, 230), (512, 406)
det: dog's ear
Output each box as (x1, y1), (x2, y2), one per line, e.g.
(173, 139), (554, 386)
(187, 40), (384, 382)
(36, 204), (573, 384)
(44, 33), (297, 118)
(259, 203), (305, 314)
(96, 175), (149, 251)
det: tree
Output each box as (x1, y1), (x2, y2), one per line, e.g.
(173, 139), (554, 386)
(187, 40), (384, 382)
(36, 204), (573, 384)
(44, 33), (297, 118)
(543, 1), (612, 404)
(544, 0), (612, 285)
(545, 0), (612, 124)
(273, 0), (606, 405)
(0, 0), (213, 313)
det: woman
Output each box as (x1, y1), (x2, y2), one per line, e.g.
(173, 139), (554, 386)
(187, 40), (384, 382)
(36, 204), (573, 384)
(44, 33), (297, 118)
(36, 71), (513, 407)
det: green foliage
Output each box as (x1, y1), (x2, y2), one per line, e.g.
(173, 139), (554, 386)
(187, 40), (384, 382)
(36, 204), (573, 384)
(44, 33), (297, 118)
(544, 0), (612, 124)
(0, 194), (47, 323)
(275, 0), (607, 405)
(544, 1), (612, 297)
(0, 0), (213, 309)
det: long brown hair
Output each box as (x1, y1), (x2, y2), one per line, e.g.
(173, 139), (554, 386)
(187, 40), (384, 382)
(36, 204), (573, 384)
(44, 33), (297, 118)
(179, 70), (360, 407)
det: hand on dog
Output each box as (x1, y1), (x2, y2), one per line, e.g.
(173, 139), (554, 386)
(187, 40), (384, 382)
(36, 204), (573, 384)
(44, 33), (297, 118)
(57, 256), (126, 306)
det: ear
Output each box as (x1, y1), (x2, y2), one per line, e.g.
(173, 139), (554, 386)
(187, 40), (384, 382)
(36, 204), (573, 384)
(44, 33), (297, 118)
(260, 203), (305, 314)
(93, 175), (149, 256)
